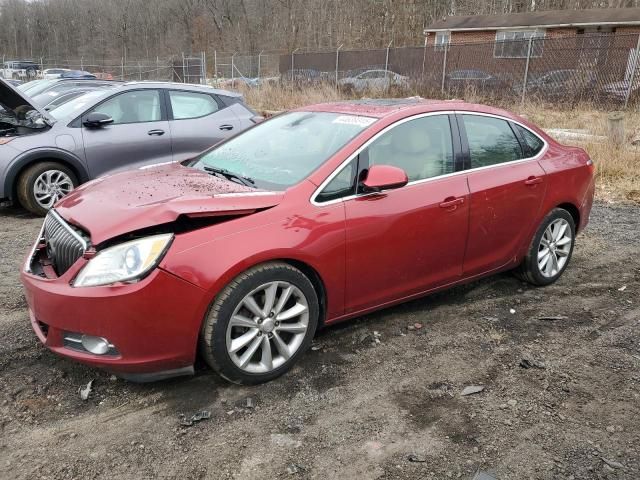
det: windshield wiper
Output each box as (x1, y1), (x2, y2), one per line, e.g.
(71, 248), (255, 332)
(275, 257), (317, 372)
(203, 166), (255, 187)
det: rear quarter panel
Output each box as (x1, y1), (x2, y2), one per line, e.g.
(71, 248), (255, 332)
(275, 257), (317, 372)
(537, 143), (594, 232)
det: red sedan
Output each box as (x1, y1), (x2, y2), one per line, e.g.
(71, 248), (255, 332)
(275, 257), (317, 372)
(21, 99), (595, 384)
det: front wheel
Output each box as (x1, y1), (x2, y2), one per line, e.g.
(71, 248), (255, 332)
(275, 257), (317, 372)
(16, 162), (78, 216)
(515, 208), (576, 286)
(200, 262), (319, 385)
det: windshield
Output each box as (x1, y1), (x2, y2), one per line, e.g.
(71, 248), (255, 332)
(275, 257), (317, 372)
(49, 89), (109, 120)
(193, 111), (376, 190)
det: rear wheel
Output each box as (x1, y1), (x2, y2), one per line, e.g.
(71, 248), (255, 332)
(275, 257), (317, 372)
(515, 208), (575, 286)
(200, 262), (319, 385)
(16, 161), (78, 216)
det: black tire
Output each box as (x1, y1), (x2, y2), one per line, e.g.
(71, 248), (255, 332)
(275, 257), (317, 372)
(200, 262), (319, 385)
(16, 161), (78, 216)
(514, 208), (576, 286)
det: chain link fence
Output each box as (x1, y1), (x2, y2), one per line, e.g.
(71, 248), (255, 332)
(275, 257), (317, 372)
(2, 32), (639, 108)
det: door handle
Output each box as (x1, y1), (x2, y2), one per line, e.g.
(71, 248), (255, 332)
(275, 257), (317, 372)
(219, 124), (234, 131)
(147, 129), (165, 136)
(439, 197), (465, 209)
(524, 176), (543, 186)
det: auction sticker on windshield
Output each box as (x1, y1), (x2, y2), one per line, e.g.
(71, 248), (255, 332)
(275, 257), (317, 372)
(332, 115), (376, 127)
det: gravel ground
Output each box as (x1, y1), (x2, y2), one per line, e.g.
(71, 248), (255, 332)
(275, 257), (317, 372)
(0, 201), (638, 480)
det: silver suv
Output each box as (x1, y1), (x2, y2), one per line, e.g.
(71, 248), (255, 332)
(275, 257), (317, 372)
(0, 79), (260, 215)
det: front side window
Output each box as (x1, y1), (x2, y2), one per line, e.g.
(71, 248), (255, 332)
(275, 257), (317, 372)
(89, 90), (161, 124)
(494, 30), (544, 58)
(462, 115), (522, 168)
(193, 112), (375, 190)
(316, 158), (358, 203)
(169, 90), (219, 119)
(366, 115), (454, 182)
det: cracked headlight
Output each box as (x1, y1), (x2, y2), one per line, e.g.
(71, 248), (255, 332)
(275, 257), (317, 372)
(73, 234), (173, 287)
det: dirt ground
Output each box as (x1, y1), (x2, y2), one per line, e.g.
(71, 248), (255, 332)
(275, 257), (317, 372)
(0, 200), (638, 480)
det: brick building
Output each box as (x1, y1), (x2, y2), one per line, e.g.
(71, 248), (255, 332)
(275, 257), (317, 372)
(424, 7), (640, 48)
(422, 8), (640, 87)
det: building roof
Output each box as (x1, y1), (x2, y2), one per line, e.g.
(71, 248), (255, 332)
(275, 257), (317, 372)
(424, 7), (640, 32)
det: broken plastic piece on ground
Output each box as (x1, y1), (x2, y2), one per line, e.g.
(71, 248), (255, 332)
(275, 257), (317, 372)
(461, 385), (485, 396)
(78, 379), (94, 401)
(179, 410), (211, 427)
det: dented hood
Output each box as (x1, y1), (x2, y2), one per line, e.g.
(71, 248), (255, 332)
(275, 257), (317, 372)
(54, 162), (284, 244)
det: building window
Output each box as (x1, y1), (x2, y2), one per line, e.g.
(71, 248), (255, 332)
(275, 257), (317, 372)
(494, 30), (545, 58)
(435, 32), (450, 51)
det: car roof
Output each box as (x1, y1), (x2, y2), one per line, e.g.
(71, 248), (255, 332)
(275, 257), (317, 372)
(120, 81), (242, 97)
(298, 98), (523, 121)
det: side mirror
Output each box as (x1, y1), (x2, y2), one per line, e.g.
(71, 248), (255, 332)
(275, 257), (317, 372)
(361, 165), (408, 193)
(83, 112), (113, 128)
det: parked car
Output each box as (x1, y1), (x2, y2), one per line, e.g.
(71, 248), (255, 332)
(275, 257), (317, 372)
(42, 68), (71, 79)
(29, 80), (121, 107)
(20, 99), (595, 384)
(18, 78), (116, 98)
(17, 79), (51, 94)
(218, 77), (260, 89)
(1, 60), (39, 79)
(515, 69), (596, 98)
(93, 72), (114, 80)
(445, 69), (506, 92)
(339, 69), (409, 91)
(600, 77), (640, 104)
(282, 69), (330, 85)
(0, 79), (261, 215)
(60, 70), (97, 79)
(39, 87), (114, 111)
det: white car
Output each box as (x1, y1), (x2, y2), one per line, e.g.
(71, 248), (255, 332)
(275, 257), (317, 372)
(338, 69), (409, 91)
(1, 61), (39, 79)
(42, 68), (71, 79)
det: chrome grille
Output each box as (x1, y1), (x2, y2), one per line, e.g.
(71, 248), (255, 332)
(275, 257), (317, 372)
(43, 210), (88, 275)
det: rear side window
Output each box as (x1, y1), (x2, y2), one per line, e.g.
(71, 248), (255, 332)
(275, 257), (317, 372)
(515, 124), (545, 157)
(169, 91), (219, 119)
(462, 115), (522, 168)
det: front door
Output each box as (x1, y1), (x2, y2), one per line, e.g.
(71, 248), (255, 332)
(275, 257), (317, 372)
(81, 89), (172, 177)
(457, 113), (547, 277)
(342, 114), (470, 313)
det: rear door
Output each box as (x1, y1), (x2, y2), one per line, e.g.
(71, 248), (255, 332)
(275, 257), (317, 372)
(165, 89), (241, 162)
(457, 113), (547, 277)
(81, 88), (172, 177)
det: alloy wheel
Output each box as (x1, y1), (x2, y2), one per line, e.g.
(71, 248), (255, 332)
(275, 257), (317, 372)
(225, 281), (309, 374)
(537, 218), (572, 278)
(33, 170), (74, 210)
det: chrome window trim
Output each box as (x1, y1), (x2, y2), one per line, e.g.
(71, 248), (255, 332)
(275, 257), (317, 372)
(310, 110), (548, 207)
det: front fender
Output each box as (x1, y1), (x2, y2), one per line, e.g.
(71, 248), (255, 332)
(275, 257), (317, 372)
(3, 148), (89, 200)
(161, 202), (347, 319)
